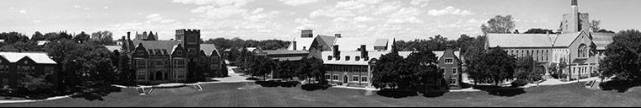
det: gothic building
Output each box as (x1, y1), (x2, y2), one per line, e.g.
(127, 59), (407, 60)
(134, 31), (158, 41)
(485, 0), (614, 80)
(114, 29), (226, 84)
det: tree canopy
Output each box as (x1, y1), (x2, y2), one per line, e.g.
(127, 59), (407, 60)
(481, 15), (516, 34)
(600, 29), (641, 81)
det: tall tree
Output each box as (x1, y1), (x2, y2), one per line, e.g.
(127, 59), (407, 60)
(481, 15), (516, 34)
(73, 31), (90, 43)
(31, 31), (46, 41)
(372, 52), (405, 90)
(600, 29), (641, 81)
(482, 47), (517, 85)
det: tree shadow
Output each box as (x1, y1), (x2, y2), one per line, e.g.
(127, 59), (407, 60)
(472, 85), (525, 97)
(70, 86), (122, 101)
(300, 83), (331, 91)
(376, 89), (418, 98)
(599, 79), (641, 93)
(255, 81), (300, 88)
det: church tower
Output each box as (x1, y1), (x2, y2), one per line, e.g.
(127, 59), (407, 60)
(175, 29), (201, 57)
(560, 0), (590, 33)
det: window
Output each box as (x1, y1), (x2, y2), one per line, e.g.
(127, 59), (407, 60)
(452, 68), (457, 74)
(325, 75), (331, 80)
(345, 56), (350, 61)
(578, 44), (587, 58)
(445, 59), (453, 64)
(333, 75), (338, 80)
(175, 59), (185, 68)
(361, 77), (368, 82)
(136, 59), (146, 68)
(328, 56), (333, 60)
(352, 76), (359, 81)
(450, 79), (456, 84)
(355, 56), (360, 61)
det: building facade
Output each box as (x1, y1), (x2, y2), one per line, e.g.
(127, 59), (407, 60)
(115, 29), (226, 84)
(486, 0), (613, 80)
(0, 52), (57, 90)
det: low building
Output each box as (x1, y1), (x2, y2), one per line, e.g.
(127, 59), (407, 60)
(0, 52), (57, 90)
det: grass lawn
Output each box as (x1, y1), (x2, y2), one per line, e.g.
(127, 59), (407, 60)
(2, 82), (641, 107)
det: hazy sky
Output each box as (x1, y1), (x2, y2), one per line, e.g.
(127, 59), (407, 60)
(1, 0), (640, 41)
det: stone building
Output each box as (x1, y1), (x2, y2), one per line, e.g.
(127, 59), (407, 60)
(113, 29), (226, 84)
(485, 0), (614, 80)
(0, 52), (57, 89)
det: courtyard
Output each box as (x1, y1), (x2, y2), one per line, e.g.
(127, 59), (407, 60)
(2, 81), (641, 107)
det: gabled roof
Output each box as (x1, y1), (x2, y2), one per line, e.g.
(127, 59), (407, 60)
(200, 44), (219, 56)
(0, 52), (56, 64)
(374, 39), (388, 47)
(316, 35), (337, 48)
(551, 32), (583, 47)
(591, 32), (615, 50)
(133, 40), (181, 55)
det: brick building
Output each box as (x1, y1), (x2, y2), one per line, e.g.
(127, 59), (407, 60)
(112, 29), (226, 84)
(0, 52), (57, 90)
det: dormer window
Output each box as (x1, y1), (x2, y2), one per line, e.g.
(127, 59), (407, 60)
(345, 56), (350, 61)
(328, 56), (333, 60)
(355, 56), (360, 61)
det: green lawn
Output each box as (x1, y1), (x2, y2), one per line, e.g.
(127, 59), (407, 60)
(2, 82), (641, 107)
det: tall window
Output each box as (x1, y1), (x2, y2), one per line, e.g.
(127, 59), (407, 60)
(136, 59), (146, 68)
(452, 68), (457, 74)
(578, 44), (587, 58)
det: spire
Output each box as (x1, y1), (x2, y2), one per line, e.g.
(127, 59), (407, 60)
(571, 0), (577, 6)
(391, 38), (397, 53)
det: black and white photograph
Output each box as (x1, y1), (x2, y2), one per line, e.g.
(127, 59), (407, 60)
(0, 0), (640, 107)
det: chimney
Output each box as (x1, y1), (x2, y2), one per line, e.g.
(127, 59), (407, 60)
(293, 41), (297, 50)
(335, 34), (342, 38)
(333, 45), (340, 60)
(360, 45), (368, 60)
(127, 32), (131, 40)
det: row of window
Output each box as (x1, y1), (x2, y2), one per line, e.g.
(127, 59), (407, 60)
(327, 55), (368, 61)
(135, 59), (186, 68)
(325, 65), (368, 72)
(507, 49), (549, 62)
(325, 74), (368, 82)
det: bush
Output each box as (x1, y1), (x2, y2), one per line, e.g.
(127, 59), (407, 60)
(511, 79), (528, 87)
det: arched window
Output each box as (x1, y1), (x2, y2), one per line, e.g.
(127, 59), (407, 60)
(578, 44), (587, 57)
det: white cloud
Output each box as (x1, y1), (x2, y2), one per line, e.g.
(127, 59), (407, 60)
(353, 16), (374, 22)
(18, 10), (26, 14)
(32, 20), (42, 23)
(145, 14), (176, 24)
(427, 6), (473, 16)
(387, 8), (423, 24)
(410, 0), (430, 7)
(279, 0), (318, 6)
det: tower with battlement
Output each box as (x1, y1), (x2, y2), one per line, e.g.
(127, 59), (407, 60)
(560, 0), (590, 33)
(175, 29), (201, 57)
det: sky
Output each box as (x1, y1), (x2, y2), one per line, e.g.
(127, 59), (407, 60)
(1, 0), (640, 41)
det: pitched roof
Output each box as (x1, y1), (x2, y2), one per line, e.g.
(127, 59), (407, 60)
(322, 51), (390, 65)
(288, 37), (315, 50)
(551, 32), (582, 47)
(0, 52), (57, 64)
(591, 32), (615, 50)
(316, 35), (337, 48)
(486, 33), (555, 48)
(133, 40), (181, 55)
(261, 50), (309, 55)
(334, 37), (392, 51)
(200, 44), (219, 56)
(374, 39), (388, 47)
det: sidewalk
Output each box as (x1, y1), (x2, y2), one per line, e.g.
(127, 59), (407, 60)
(0, 95), (72, 104)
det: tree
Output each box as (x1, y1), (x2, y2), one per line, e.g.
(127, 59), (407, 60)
(515, 56), (545, 83)
(590, 20), (601, 32)
(44, 38), (115, 94)
(463, 35), (487, 85)
(90, 31), (114, 45)
(470, 47), (516, 86)
(481, 15), (516, 34)
(600, 29), (641, 81)
(73, 31), (90, 43)
(404, 48), (445, 93)
(524, 28), (555, 34)
(372, 52), (405, 90)
(31, 31), (46, 41)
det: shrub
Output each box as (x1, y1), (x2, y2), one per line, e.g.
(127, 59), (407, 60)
(511, 79), (528, 87)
